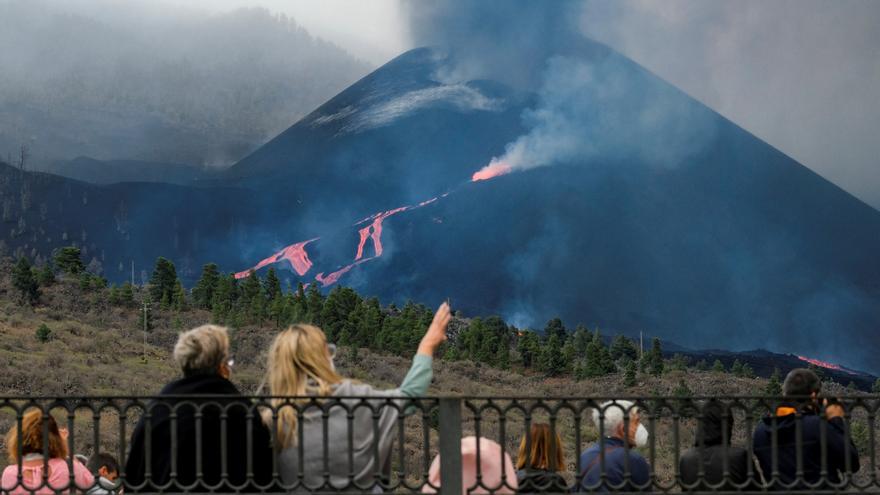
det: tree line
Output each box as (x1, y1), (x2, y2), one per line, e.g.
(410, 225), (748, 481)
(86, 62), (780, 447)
(9, 248), (878, 392)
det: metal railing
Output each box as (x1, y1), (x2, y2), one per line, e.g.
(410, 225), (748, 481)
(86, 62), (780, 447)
(0, 395), (876, 494)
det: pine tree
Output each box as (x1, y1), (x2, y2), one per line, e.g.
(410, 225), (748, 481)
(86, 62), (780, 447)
(149, 257), (178, 305)
(765, 368), (783, 396)
(211, 274), (237, 323)
(572, 325), (591, 358)
(120, 282), (135, 306)
(695, 359), (709, 371)
(669, 354), (689, 372)
(13, 256), (40, 305)
(648, 338), (664, 376)
(873, 378), (880, 394)
(610, 335), (638, 362)
(35, 323), (51, 343)
(264, 268), (282, 300)
(731, 359), (744, 376)
(53, 246), (84, 275)
(320, 286), (360, 343)
(847, 381), (858, 393)
(108, 284), (121, 305)
(712, 359), (725, 373)
(36, 263), (55, 286)
(623, 359), (637, 387)
(172, 279), (187, 311)
(543, 318), (566, 342)
(517, 330), (541, 368)
(305, 283), (324, 324)
(539, 333), (566, 376)
(192, 263), (220, 309)
(741, 363), (755, 379)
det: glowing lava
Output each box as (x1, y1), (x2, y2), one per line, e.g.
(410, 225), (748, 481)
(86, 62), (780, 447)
(237, 166), (490, 287)
(796, 355), (854, 375)
(235, 238), (317, 279)
(471, 161), (512, 182)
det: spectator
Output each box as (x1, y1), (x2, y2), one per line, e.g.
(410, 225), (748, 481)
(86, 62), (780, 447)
(125, 324), (275, 492)
(260, 302), (451, 492)
(424, 436), (518, 494)
(1, 409), (94, 494)
(86, 453), (122, 495)
(515, 423), (567, 493)
(680, 400), (754, 490)
(753, 368), (860, 489)
(578, 400), (651, 492)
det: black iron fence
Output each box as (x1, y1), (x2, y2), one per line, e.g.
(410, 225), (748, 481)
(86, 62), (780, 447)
(0, 395), (877, 494)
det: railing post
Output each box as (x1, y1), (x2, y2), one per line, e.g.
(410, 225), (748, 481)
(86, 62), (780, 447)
(439, 398), (463, 495)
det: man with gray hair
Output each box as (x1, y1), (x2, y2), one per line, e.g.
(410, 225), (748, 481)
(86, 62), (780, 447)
(125, 325), (276, 492)
(578, 400), (652, 492)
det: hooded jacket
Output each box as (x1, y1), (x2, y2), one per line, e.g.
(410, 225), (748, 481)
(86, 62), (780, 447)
(679, 402), (753, 491)
(124, 374), (276, 492)
(752, 404), (860, 490)
(515, 468), (567, 494)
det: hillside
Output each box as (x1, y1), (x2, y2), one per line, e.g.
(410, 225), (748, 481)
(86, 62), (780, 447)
(2, 42), (879, 373)
(0, 255), (869, 397)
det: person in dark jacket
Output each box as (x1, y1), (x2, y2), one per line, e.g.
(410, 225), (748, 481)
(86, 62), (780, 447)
(680, 400), (755, 491)
(125, 325), (275, 492)
(515, 423), (567, 493)
(578, 400), (651, 492)
(752, 368), (860, 490)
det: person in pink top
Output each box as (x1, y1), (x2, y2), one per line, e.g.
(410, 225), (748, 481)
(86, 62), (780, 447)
(1, 409), (94, 494)
(424, 436), (518, 494)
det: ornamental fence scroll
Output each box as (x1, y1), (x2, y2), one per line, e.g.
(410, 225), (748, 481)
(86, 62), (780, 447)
(0, 395), (876, 494)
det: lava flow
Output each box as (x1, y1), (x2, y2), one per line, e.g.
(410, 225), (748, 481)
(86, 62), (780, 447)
(471, 161), (512, 182)
(235, 238), (317, 279)
(237, 165), (509, 287)
(796, 355), (854, 375)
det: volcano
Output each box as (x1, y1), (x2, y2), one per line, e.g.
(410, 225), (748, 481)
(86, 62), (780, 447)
(3, 43), (879, 372)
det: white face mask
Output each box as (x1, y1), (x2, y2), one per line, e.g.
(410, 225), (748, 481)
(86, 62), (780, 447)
(634, 424), (649, 447)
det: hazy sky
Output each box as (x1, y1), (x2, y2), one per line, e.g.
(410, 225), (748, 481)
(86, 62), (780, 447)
(103, 1), (880, 208)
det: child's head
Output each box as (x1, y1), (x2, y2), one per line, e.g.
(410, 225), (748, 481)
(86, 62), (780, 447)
(87, 452), (119, 481)
(5, 409), (67, 463)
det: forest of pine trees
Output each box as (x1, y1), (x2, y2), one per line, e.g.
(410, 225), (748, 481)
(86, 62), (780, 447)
(7, 248), (850, 387)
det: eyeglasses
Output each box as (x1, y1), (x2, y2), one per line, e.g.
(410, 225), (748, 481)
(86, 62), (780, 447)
(327, 343), (337, 358)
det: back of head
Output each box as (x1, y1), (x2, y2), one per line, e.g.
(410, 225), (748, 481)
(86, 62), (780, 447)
(262, 324), (342, 449)
(592, 400), (637, 438)
(695, 400), (734, 447)
(87, 452), (119, 476)
(426, 436), (517, 494)
(174, 324), (230, 377)
(516, 423), (565, 471)
(5, 409), (67, 463)
(783, 368), (821, 406)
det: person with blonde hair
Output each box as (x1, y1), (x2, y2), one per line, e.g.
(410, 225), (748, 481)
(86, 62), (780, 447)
(515, 423), (567, 493)
(261, 302), (451, 492)
(125, 324), (275, 492)
(1, 409), (94, 494)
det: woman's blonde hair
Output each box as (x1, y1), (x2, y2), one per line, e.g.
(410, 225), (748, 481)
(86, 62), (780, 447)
(259, 324), (342, 448)
(516, 423), (565, 471)
(6, 409), (68, 463)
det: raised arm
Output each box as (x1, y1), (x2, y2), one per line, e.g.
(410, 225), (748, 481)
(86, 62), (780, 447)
(399, 302), (451, 397)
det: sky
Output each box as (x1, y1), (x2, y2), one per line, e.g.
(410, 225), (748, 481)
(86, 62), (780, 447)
(119, 1), (880, 209)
